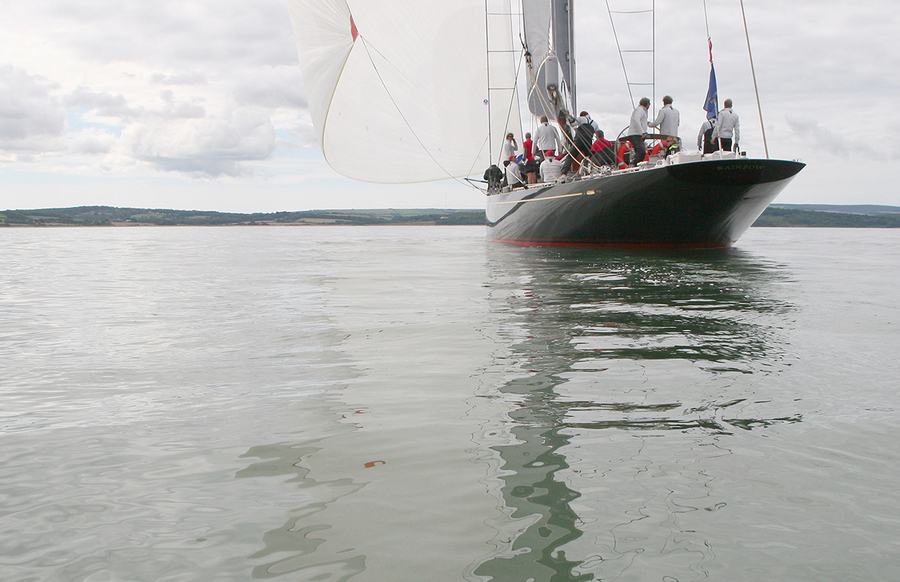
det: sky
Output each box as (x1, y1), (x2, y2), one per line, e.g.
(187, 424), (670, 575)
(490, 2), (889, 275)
(1, 0), (898, 213)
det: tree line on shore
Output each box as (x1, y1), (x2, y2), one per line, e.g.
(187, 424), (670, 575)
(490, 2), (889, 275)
(0, 207), (485, 227)
(2, 205), (900, 228)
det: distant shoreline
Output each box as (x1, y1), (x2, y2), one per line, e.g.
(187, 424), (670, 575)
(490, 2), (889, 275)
(0, 208), (486, 228)
(0, 221), (462, 228)
(3, 205), (900, 228)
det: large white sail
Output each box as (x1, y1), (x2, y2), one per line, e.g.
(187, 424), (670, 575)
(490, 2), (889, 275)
(286, 0), (521, 183)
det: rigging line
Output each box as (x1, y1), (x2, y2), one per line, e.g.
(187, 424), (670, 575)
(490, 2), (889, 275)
(529, 66), (571, 148)
(482, 0), (506, 168)
(522, 9), (575, 121)
(519, 35), (537, 139)
(605, 0), (635, 107)
(521, 40), (548, 119)
(499, 0), (525, 154)
(467, 132), (492, 190)
(518, 17), (575, 153)
(483, 0), (524, 165)
(484, 0), (494, 164)
(525, 59), (572, 146)
(740, 0), (769, 158)
(356, 34), (418, 89)
(529, 63), (556, 116)
(465, 116), (490, 181)
(357, 36), (468, 187)
(477, 46), (527, 174)
(357, 32), (474, 184)
(529, 59), (583, 155)
(469, 0), (523, 180)
(522, 45), (558, 121)
(518, 72), (569, 158)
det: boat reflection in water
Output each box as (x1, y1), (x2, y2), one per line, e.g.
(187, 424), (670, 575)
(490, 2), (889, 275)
(472, 245), (801, 581)
(237, 441), (368, 580)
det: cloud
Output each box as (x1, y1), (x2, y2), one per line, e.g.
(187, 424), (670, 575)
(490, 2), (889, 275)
(149, 72), (208, 86)
(63, 86), (141, 119)
(69, 128), (116, 154)
(233, 66), (308, 109)
(285, 122), (318, 148)
(1, 0), (898, 210)
(0, 64), (66, 152)
(786, 117), (877, 159)
(156, 90), (206, 119)
(45, 0), (298, 70)
(160, 101), (207, 119)
(119, 108), (276, 177)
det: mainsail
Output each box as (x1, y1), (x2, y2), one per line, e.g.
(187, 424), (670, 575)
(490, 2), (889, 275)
(522, 0), (575, 118)
(286, 0), (521, 183)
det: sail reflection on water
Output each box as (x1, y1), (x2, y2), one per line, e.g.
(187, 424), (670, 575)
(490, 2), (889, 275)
(472, 246), (801, 581)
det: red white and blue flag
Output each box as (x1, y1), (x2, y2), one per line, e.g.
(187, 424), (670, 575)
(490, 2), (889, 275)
(703, 39), (718, 119)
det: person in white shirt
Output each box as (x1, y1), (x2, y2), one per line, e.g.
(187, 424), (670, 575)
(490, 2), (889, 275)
(649, 95), (680, 139)
(539, 152), (563, 182)
(576, 112), (599, 132)
(501, 133), (518, 161)
(534, 116), (559, 161)
(712, 99), (740, 152)
(503, 160), (524, 188)
(625, 97), (650, 166)
(697, 117), (717, 153)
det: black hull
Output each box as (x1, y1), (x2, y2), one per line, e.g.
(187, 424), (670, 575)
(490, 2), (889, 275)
(486, 158), (805, 249)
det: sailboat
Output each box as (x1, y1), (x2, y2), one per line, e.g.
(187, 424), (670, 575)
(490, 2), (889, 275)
(285, 0), (803, 249)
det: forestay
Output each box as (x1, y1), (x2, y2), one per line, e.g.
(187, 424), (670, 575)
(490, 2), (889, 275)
(286, 0), (522, 183)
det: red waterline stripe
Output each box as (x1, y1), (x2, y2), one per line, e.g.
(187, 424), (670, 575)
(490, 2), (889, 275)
(487, 238), (733, 250)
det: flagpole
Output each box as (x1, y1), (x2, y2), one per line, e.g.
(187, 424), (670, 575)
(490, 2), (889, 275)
(702, 0), (717, 120)
(703, 0), (711, 40)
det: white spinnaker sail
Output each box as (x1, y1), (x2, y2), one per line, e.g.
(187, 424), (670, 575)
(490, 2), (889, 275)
(286, 0), (521, 183)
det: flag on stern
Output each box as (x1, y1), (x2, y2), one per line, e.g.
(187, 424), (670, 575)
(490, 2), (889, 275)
(703, 39), (718, 119)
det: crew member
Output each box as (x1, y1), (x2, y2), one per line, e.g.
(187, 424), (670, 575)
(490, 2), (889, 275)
(649, 95), (680, 140)
(712, 99), (740, 152)
(535, 116), (559, 162)
(626, 97), (650, 166)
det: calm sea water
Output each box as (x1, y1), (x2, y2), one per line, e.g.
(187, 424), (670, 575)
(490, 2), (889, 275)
(1, 225), (899, 582)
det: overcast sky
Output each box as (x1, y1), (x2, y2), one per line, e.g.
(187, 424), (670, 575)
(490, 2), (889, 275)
(1, 0), (897, 212)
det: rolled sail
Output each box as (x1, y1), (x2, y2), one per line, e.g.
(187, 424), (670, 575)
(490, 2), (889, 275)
(522, 0), (575, 118)
(286, 0), (521, 183)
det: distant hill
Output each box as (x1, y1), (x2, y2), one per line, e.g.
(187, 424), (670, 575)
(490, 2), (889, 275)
(3, 204), (900, 228)
(753, 206), (900, 228)
(0, 206), (485, 227)
(770, 204), (900, 215)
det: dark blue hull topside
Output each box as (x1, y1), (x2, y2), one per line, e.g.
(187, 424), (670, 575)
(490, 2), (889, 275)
(486, 158), (805, 249)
